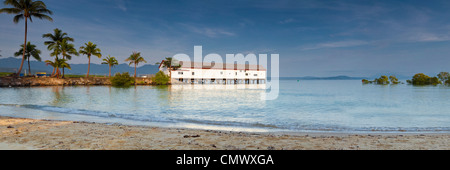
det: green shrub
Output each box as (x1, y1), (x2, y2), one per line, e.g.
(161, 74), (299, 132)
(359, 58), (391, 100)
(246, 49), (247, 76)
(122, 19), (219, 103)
(362, 79), (370, 84)
(110, 72), (135, 87)
(389, 76), (400, 84)
(374, 75), (390, 85)
(410, 73), (441, 86)
(152, 71), (170, 85)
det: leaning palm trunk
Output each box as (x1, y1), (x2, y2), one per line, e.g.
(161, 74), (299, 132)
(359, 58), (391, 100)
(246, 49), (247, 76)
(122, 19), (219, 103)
(17, 17), (28, 76)
(51, 67), (56, 76)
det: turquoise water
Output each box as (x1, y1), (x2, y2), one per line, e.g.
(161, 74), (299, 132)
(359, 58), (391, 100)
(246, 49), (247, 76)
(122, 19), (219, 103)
(0, 80), (449, 133)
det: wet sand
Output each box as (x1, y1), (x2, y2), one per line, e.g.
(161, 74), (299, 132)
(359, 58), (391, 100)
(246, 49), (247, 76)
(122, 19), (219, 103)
(0, 116), (449, 150)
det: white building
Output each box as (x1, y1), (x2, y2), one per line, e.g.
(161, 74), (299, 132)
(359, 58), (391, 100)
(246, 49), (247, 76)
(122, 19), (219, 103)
(158, 61), (267, 84)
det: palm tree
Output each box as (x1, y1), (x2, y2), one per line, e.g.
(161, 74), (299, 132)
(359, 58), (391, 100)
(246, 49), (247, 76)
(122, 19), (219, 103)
(48, 45), (61, 77)
(42, 28), (74, 52)
(45, 58), (70, 78)
(59, 39), (78, 78)
(44, 59), (56, 76)
(0, 0), (53, 76)
(125, 52), (147, 79)
(79, 42), (102, 78)
(42, 28), (74, 78)
(101, 55), (119, 77)
(14, 41), (41, 75)
(156, 57), (181, 79)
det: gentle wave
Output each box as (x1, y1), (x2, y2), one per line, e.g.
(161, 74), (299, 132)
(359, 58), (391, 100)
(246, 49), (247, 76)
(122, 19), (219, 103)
(1, 103), (449, 133)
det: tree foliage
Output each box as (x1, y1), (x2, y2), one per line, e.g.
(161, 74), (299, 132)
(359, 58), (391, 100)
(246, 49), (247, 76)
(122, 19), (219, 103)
(110, 72), (135, 87)
(0, 0), (53, 76)
(375, 75), (390, 85)
(389, 76), (399, 84)
(437, 72), (450, 83)
(152, 71), (170, 85)
(125, 52), (147, 78)
(410, 73), (441, 86)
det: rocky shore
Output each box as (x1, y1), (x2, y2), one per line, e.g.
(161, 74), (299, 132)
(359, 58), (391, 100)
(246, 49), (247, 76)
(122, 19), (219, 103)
(0, 77), (152, 87)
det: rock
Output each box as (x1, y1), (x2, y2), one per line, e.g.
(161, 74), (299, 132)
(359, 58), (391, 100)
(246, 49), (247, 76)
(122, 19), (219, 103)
(183, 135), (201, 138)
(267, 146), (275, 150)
(7, 125), (14, 128)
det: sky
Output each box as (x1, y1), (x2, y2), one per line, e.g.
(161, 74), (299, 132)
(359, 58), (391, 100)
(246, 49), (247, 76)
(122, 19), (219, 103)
(1, 0), (450, 77)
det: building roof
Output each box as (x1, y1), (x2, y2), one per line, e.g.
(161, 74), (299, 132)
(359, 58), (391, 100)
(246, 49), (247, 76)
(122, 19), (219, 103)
(159, 60), (266, 71)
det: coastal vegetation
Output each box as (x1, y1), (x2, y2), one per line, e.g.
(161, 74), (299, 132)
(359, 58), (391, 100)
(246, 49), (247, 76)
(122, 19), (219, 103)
(152, 71), (170, 85)
(437, 72), (450, 84)
(0, 0), (53, 76)
(364, 73), (450, 86)
(44, 58), (71, 78)
(0, 72), (13, 77)
(102, 55), (119, 78)
(43, 28), (75, 78)
(79, 42), (102, 78)
(362, 75), (400, 85)
(156, 57), (181, 79)
(58, 39), (79, 78)
(125, 52), (147, 79)
(110, 72), (135, 87)
(407, 73), (441, 86)
(14, 42), (41, 75)
(1, 0), (157, 85)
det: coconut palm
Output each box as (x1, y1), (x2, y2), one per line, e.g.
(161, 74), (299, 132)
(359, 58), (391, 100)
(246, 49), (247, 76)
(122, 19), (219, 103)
(79, 42), (102, 78)
(42, 28), (74, 53)
(59, 39), (78, 78)
(44, 59), (56, 76)
(0, 0), (53, 76)
(45, 58), (70, 78)
(101, 55), (119, 77)
(14, 41), (41, 75)
(42, 28), (75, 78)
(125, 52), (147, 79)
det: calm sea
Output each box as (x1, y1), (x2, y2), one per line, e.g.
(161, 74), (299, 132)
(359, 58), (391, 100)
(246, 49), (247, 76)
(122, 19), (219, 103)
(0, 80), (449, 133)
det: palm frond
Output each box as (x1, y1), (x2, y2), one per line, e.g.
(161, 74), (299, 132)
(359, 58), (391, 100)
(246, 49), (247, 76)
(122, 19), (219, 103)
(0, 7), (22, 14)
(12, 14), (24, 23)
(31, 13), (52, 21)
(3, 0), (21, 8)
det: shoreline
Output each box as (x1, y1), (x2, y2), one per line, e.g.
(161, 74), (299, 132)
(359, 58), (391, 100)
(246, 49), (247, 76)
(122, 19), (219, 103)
(1, 116), (448, 150)
(0, 77), (153, 87)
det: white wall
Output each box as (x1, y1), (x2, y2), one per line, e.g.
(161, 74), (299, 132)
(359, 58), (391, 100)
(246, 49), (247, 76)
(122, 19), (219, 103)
(170, 68), (266, 80)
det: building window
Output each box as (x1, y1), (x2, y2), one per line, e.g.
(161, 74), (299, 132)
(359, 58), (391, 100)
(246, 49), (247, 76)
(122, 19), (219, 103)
(220, 71), (223, 75)
(245, 73), (249, 76)
(254, 74), (258, 76)
(235, 72), (237, 75)
(192, 72), (195, 75)
(178, 72), (183, 75)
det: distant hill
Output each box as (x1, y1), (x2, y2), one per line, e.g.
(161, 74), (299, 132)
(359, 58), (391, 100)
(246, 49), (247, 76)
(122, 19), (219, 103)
(280, 75), (367, 80)
(0, 57), (159, 76)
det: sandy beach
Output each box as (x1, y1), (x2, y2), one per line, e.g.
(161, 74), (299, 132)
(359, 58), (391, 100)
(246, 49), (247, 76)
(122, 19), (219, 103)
(0, 116), (448, 150)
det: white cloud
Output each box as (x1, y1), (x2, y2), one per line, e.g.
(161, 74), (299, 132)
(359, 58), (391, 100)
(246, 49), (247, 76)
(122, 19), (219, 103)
(115, 0), (127, 12)
(407, 32), (450, 43)
(300, 40), (370, 51)
(181, 24), (236, 38)
(279, 18), (295, 24)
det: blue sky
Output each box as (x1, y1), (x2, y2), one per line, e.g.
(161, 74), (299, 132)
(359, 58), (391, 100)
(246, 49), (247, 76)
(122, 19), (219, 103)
(1, 0), (450, 77)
